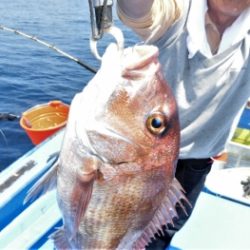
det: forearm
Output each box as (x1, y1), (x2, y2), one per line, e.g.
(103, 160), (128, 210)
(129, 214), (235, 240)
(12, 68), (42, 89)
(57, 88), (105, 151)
(117, 0), (154, 19)
(117, 0), (184, 42)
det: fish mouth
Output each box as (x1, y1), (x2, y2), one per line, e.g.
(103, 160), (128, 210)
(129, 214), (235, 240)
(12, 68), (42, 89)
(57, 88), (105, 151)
(122, 45), (159, 79)
(122, 45), (159, 71)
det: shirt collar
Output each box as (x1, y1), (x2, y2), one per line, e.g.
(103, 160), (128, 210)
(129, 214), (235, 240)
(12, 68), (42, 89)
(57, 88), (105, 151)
(219, 7), (250, 53)
(186, 0), (250, 59)
(186, 0), (210, 58)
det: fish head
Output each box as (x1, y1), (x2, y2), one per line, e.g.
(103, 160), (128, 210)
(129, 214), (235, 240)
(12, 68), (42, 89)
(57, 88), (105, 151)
(75, 43), (180, 174)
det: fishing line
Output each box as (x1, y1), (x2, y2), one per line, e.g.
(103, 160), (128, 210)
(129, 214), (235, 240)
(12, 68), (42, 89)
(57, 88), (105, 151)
(0, 129), (8, 145)
(0, 24), (97, 74)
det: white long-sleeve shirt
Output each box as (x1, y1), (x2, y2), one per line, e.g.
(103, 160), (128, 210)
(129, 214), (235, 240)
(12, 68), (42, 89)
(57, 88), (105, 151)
(117, 0), (250, 159)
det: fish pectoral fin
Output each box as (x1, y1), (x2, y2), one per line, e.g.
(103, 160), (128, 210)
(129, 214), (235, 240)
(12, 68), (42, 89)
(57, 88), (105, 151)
(133, 178), (190, 249)
(23, 160), (58, 204)
(70, 167), (97, 238)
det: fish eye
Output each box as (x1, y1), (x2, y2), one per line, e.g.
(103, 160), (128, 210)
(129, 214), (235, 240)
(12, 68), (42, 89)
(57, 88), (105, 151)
(146, 112), (168, 136)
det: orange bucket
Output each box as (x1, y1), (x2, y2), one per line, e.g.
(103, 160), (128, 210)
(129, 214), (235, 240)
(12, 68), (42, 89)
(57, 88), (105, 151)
(20, 100), (69, 145)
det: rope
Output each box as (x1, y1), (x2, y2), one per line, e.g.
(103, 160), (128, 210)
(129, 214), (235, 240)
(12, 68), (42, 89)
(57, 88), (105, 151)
(0, 24), (97, 74)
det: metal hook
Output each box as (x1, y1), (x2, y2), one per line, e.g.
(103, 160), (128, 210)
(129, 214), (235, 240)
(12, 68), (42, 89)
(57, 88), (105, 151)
(88, 0), (124, 60)
(90, 26), (124, 60)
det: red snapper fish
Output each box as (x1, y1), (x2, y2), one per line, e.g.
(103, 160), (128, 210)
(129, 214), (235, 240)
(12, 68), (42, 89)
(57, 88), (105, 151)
(28, 43), (188, 249)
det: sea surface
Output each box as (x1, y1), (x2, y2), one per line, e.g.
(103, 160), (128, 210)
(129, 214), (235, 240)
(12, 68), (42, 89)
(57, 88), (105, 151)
(0, 0), (138, 170)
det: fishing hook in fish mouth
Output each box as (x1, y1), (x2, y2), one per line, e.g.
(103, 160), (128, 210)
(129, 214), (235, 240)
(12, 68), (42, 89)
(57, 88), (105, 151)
(90, 26), (124, 60)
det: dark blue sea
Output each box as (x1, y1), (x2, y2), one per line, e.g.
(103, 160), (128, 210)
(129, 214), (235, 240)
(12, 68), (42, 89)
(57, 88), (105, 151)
(0, 0), (138, 170)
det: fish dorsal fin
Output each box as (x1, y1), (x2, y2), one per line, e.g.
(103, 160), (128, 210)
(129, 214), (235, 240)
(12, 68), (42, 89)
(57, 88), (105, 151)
(133, 178), (190, 250)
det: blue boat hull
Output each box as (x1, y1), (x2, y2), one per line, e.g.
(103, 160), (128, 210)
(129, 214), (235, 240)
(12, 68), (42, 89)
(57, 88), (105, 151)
(0, 130), (64, 249)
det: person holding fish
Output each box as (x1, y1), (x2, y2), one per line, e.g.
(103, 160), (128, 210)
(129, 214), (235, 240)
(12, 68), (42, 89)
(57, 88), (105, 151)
(116, 0), (250, 249)
(27, 1), (249, 249)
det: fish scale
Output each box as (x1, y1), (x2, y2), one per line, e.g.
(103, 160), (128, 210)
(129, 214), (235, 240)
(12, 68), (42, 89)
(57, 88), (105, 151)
(79, 169), (166, 249)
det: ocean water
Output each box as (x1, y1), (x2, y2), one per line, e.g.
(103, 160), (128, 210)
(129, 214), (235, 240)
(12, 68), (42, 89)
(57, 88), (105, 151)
(0, 0), (138, 170)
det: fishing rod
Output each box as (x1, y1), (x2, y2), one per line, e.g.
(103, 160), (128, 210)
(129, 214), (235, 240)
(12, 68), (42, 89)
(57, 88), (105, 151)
(0, 24), (99, 122)
(0, 2), (118, 121)
(0, 24), (97, 74)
